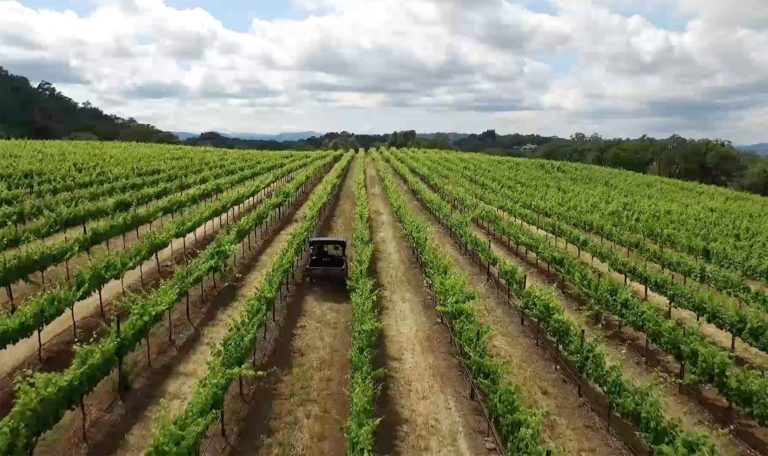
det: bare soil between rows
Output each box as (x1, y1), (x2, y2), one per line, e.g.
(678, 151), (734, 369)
(367, 161), (495, 456)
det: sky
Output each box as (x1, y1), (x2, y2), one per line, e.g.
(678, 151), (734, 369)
(1, 0), (767, 142)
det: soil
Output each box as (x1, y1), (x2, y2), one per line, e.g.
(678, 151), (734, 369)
(365, 160), (493, 456)
(106, 173), (332, 456)
(0, 182), (281, 419)
(0, 164), (281, 314)
(515, 217), (768, 371)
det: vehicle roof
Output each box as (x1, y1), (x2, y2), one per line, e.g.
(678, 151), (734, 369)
(309, 237), (346, 244)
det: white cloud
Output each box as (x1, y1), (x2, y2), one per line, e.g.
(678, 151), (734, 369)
(0, 0), (766, 142)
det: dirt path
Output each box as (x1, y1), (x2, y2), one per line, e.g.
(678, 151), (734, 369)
(238, 160), (357, 456)
(0, 178), (280, 382)
(109, 177), (328, 456)
(364, 161), (492, 456)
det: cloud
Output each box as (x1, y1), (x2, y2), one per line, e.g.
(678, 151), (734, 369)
(0, 0), (766, 142)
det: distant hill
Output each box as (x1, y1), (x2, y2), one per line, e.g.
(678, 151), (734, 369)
(177, 131), (323, 142)
(418, 132), (470, 142)
(738, 143), (768, 155)
(244, 131), (322, 141)
(174, 131), (198, 141)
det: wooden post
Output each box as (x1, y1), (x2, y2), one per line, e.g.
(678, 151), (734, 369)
(117, 314), (124, 393)
(186, 291), (191, 323)
(644, 337), (650, 365)
(37, 327), (43, 362)
(80, 398), (87, 442)
(146, 336), (152, 367)
(6, 284), (14, 313)
(98, 287), (105, 319)
(71, 306), (77, 338)
(167, 306), (173, 342)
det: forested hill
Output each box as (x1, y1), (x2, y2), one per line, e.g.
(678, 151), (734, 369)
(0, 66), (177, 143)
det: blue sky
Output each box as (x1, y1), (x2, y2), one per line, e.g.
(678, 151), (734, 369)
(2, 0), (766, 142)
(19, 0), (305, 30)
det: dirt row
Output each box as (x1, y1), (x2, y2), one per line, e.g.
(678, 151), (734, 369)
(226, 158), (358, 455)
(381, 161), (636, 455)
(366, 161), (501, 456)
(217, 158), (503, 456)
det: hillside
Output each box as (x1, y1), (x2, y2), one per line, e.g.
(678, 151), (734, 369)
(0, 66), (177, 142)
(739, 143), (768, 155)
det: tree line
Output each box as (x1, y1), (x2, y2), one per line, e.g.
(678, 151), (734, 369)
(2, 64), (766, 196)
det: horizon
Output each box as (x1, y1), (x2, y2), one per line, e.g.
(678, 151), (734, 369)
(2, 0), (767, 143)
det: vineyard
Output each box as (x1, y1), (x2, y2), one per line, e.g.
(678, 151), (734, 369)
(0, 140), (767, 455)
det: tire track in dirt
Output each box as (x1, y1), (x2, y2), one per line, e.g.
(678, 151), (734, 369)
(365, 161), (492, 456)
(240, 159), (357, 456)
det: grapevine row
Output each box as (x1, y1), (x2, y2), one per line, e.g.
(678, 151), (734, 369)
(408, 153), (768, 357)
(0, 141), (220, 205)
(450, 153), (768, 284)
(386, 151), (768, 426)
(0, 154), (306, 287)
(449, 153), (768, 314)
(384, 150), (719, 454)
(146, 152), (352, 455)
(0, 155), (323, 350)
(0, 152), (250, 230)
(0, 153), (340, 455)
(374, 153), (547, 455)
(345, 155), (382, 455)
(0, 154), (296, 252)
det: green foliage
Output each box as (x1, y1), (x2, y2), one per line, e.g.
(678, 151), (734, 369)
(345, 154), (382, 455)
(390, 149), (768, 429)
(146, 152), (353, 455)
(0, 155), (321, 350)
(0, 66), (177, 142)
(409, 153), (768, 357)
(0, 152), (342, 456)
(385, 150), (721, 454)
